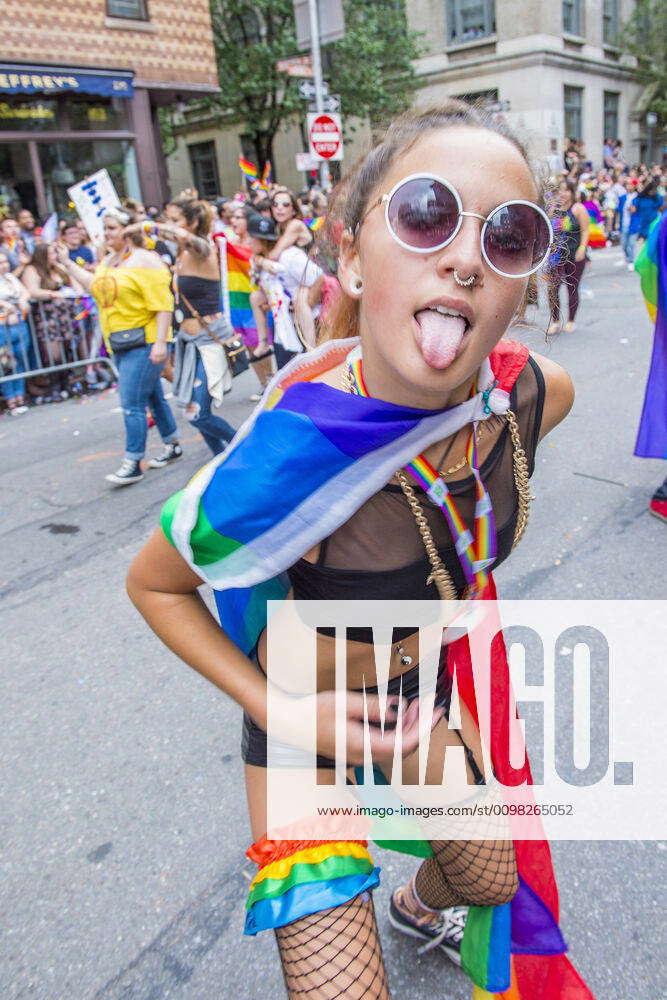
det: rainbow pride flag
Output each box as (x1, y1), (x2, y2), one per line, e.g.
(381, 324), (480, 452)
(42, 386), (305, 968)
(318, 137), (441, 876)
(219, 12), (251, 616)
(218, 238), (258, 348)
(238, 155), (258, 180)
(582, 201), (607, 248)
(634, 212), (667, 458)
(261, 160), (272, 188)
(160, 337), (595, 1000)
(304, 215), (325, 232)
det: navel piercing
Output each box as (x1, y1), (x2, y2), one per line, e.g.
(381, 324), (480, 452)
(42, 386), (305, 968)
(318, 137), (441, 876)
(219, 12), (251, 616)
(350, 275), (364, 294)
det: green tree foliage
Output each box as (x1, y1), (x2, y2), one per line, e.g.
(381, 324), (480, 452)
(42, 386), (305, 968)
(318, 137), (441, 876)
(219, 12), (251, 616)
(622, 0), (667, 128)
(208, 0), (303, 168)
(207, 0), (422, 174)
(327, 0), (423, 135)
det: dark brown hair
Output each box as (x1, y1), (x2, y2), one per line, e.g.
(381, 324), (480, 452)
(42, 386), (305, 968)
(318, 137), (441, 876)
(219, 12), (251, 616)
(558, 178), (579, 203)
(320, 100), (546, 342)
(174, 197), (212, 238)
(29, 243), (69, 289)
(270, 187), (301, 230)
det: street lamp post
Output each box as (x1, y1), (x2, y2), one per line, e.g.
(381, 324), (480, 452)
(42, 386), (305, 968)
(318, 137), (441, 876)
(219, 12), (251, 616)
(307, 0), (329, 191)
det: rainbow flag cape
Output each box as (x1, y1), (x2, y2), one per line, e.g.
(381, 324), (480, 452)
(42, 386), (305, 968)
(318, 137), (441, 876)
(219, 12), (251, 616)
(160, 338), (595, 1000)
(634, 212), (667, 458)
(239, 155), (258, 180)
(218, 237), (259, 348)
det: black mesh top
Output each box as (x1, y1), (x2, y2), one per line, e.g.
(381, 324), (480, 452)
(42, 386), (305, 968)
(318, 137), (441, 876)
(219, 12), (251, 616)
(287, 355), (545, 623)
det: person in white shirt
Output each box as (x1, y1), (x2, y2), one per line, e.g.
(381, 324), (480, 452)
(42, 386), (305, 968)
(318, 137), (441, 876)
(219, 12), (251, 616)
(247, 213), (323, 368)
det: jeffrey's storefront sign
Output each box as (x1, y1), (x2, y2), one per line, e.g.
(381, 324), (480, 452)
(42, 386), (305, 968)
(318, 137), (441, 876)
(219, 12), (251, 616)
(0, 65), (133, 98)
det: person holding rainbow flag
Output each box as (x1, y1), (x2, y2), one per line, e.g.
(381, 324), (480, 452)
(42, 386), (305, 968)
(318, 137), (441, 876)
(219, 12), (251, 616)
(127, 102), (595, 1000)
(633, 209), (667, 521)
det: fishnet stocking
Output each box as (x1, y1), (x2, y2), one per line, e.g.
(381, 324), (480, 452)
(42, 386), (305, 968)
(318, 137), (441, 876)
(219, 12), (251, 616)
(415, 838), (518, 910)
(275, 892), (391, 999)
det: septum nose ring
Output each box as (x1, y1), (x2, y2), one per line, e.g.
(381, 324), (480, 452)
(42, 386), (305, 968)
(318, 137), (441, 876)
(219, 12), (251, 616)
(454, 269), (476, 287)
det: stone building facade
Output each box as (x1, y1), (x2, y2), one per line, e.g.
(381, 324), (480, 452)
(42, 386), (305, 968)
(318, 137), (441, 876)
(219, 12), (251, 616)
(406, 0), (648, 172)
(0, 0), (217, 215)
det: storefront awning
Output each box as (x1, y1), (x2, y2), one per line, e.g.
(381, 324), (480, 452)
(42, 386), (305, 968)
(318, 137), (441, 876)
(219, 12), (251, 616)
(0, 64), (134, 99)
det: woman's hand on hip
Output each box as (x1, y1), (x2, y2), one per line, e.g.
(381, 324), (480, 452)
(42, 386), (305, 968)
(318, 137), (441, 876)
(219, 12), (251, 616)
(149, 342), (168, 365)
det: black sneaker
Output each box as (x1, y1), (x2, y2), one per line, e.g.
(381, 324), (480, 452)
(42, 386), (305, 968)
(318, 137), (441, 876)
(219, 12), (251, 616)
(147, 443), (183, 469)
(105, 459), (144, 486)
(389, 887), (467, 966)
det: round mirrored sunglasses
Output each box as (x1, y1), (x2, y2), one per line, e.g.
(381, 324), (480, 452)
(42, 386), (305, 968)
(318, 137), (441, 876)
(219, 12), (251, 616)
(356, 173), (553, 278)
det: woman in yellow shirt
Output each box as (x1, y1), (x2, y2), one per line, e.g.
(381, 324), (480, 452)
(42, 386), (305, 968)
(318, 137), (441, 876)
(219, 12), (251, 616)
(59, 208), (182, 486)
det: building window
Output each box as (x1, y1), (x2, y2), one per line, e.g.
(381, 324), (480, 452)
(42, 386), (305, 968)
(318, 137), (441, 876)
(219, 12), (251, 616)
(106, 0), (148, 20)
(563, 85), (583, 140)
(603, 91), (619, 140)
(454, 89), (499, 106)
(603, 0), (619, 44)
(188, 141), (220, 199)
(446, 0), (496, 45)
(562, 0), (581, 35)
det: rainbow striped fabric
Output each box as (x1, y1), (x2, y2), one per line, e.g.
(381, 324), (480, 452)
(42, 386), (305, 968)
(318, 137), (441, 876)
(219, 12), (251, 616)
(582, 201), (607, 248)
(346, 346), (496, 596)
(304, 215), (325, 232)
(160, 337), (511, 654)
(238, 155), (258, 180)
(245, 837), (379, 934)
(634, 212), (667, 458)
(218, 238), (259, 348)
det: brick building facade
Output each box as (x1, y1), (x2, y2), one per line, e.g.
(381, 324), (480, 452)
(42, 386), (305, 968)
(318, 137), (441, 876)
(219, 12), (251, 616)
(0, 0), (218, 216)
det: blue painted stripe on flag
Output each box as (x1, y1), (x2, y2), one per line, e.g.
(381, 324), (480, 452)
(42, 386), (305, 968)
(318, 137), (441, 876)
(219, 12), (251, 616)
(274, 383), (433, 460)
(200, 409), (353, 547)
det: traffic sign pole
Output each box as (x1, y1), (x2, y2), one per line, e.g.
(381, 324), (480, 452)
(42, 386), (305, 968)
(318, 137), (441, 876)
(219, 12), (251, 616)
(307, 0), (329, 190)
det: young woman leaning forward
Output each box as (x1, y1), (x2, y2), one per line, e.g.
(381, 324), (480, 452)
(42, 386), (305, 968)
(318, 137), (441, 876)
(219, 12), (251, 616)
(126, 103), (595, 1000)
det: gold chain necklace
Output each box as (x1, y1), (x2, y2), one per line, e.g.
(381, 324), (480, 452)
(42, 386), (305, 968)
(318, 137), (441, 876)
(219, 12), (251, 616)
(339, 363), (533, 600)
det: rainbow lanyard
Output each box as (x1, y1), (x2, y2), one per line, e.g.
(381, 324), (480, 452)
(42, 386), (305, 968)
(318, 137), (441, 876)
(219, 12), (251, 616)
(346, 354), (497, 598)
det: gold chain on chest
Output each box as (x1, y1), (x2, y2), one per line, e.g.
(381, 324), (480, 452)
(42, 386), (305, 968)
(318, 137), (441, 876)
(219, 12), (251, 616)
(339, 364), (533, 600)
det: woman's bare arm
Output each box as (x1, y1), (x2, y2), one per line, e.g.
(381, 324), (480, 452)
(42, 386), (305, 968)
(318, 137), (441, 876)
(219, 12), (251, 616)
(125, 222), (210, 258)
(266, 219), (307, 261)
(127, 528), (429, 764)
(531, 352), (575, 441)
(57, 251), (94, 292)
(21, 265), (61, 300)
(573, 203), (590, 257)
(126, 528), (269, 726)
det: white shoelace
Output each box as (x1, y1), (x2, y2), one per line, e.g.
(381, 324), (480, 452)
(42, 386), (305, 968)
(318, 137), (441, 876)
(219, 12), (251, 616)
(416, 906), (468, 955)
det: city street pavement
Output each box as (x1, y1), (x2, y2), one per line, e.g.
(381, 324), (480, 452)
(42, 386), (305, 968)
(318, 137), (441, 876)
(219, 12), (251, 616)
(1, 245), (665, 1000)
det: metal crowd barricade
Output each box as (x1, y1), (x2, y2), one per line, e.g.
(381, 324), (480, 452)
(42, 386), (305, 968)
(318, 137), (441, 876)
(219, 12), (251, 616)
(0, 294), (117, 393)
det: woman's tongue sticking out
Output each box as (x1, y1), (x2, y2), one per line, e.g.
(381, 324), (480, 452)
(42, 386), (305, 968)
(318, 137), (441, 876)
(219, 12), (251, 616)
(414, 309), (467, 370)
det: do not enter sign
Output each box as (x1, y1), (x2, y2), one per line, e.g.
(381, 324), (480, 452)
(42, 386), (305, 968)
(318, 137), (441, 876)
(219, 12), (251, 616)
(307, 112), (344, 161)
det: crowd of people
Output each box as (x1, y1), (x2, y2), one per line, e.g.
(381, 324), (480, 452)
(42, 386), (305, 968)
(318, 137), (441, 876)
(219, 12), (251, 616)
(0, 181), (334, 488)
(0, 183), (331, 430)
(560, 137), (665, 252)
(537, 143), (666, 334)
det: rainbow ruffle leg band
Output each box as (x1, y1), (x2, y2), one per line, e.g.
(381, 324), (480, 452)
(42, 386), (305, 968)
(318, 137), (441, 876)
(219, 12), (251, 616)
(244, 837), (381, 935)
